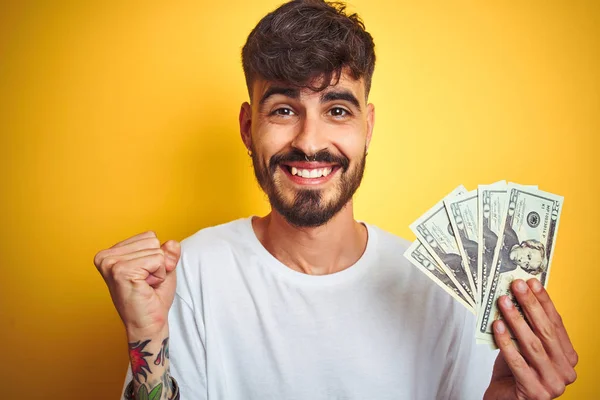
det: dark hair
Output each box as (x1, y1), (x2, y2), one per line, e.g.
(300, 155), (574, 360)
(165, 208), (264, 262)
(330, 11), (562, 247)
(241, 0), (376, 101)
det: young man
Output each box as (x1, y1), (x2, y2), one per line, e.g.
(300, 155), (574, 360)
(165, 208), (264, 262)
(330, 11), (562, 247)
(94, 1), (578, 399)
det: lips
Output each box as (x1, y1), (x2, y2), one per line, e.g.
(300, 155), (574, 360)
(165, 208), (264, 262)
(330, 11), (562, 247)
(280, 162), (340, 184)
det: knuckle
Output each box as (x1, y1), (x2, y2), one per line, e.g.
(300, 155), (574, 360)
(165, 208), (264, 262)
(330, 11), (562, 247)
(528, 338), (545, 357)
(538, 323), (556, 342)
(110, 263), (128, 280)
(93, 250), (105, 268)
(148, 237), (161, 249)
(506, 354), (527, 371)
(569, 350), (579, 367)
(565, 368), (577, 385)
(532, 393), (551, 400)
(549, 382), (565, 397)
(498, 336), (513, 349)
(554, 311), (564, 324)
(146, 230), (157, 237)
(99, 256), (117, 273)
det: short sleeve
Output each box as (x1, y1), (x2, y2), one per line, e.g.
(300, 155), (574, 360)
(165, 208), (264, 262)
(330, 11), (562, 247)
(120, 293), (208, 399)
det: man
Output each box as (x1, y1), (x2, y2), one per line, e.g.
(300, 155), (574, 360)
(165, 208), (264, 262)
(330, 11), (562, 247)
(94, 1), (578, 399)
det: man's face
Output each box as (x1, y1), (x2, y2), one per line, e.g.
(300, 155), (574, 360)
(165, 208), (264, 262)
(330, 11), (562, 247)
(510, 245), (544, 274)
(239, 71), (374, 227)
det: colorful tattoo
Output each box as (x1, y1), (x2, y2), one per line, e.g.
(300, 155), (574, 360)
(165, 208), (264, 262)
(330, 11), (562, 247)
(154, 337), (170, 366)
(129, 339), (153, 383)
(136, 382), (163, 400)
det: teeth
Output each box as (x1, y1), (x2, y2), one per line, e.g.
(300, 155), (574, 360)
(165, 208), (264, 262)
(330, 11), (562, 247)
(290, 167), (334, 178)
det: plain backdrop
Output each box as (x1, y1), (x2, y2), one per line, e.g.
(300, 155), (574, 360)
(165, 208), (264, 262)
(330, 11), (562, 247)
(0, 0), (598, 398)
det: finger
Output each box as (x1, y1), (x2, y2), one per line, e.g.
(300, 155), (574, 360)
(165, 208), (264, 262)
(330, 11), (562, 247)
(95, 236), (162, 268)
(111, 253), (167, 286)
(113, 231), (157, 248)
(96, 248), (164, 275)
(511, 279), (573, 376)
(528, 278), (579, 371)
(109, 236), (162, 257)
(493, 320), (547, 398)
(161, 240), (181, 273)
(497, 294), (562, 388)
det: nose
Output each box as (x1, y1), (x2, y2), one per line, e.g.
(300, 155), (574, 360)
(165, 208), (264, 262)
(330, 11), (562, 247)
(290, 111), (328, 156)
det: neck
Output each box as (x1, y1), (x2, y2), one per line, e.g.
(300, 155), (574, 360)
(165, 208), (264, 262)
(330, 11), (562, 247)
(252, 201), (368, 276)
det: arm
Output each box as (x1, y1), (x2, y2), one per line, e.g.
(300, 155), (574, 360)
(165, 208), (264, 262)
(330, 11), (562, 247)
(93, 231), (182, 400)
(125, 326), (176, 400)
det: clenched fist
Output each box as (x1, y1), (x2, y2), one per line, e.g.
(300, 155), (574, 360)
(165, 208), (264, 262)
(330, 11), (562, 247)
(94, 231), (181, 337)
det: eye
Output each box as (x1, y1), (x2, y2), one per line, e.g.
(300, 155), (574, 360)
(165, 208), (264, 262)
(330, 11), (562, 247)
(271, 107), (296, 117)
(329, 107), (350, 118)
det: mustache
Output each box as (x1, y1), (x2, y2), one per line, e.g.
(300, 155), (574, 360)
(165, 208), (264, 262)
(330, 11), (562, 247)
(269, 149), (350, 172)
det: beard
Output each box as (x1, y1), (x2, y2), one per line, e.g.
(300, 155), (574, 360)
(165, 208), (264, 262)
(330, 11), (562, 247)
(251, 147), (366, 228)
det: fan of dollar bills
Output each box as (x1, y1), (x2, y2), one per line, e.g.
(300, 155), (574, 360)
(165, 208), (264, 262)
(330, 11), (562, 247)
(404, 181), (563, 345)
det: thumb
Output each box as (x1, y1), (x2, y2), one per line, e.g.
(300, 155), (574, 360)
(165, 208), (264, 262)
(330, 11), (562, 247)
(161, 240), (181, 273)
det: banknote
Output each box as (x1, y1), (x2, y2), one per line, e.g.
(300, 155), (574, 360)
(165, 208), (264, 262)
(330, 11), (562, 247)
(404, 241), (475, 314)
(409, 185), (476, 306)
(476, 184), (563, 343)
(476, 181), (507, 307)
(445, 190), (480, 306)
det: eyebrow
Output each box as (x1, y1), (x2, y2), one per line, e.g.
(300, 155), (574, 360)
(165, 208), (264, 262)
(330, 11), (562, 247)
(320, 90), (361, 112)
(259, 86), (300, 106)
(258, 86), (362, 112)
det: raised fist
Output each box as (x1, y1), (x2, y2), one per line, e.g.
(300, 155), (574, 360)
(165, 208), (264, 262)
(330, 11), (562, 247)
(93, 231), (181, 337)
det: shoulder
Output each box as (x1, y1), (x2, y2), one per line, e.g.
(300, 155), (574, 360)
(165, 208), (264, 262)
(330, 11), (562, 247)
(174, 218), (251, 300)
(179, 217), (251, 258)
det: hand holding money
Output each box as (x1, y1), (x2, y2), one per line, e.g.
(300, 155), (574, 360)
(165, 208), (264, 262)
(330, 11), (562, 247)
(485, 278), (578, 399)
(405, 181), (578, 397)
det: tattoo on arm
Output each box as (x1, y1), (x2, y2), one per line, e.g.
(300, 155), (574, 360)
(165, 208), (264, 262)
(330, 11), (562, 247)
(136, 381), (163, 400)
(129, 339), (153, 383)
(154, 337), (169, 366)
(128, 337), (173, 399)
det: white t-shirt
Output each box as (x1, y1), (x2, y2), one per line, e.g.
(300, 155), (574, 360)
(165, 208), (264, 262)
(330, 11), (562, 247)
(121, 217), (497, 399)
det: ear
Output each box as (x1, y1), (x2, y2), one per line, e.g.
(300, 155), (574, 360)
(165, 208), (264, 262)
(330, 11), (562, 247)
(365, 103), (375, 151)
(239, 102), (253, 151)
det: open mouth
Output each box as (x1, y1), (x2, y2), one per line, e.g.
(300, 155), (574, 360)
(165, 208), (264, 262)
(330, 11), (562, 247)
(280, 163), (341, 183)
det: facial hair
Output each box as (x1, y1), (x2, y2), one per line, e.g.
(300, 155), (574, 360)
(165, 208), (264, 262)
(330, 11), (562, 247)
(251, 148), (366, 228)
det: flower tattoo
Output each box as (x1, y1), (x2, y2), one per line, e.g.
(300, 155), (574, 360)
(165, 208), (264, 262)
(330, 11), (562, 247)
(129, 339), (153, 383)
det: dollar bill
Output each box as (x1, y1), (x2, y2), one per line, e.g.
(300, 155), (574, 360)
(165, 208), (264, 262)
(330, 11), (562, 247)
(410, 185), (476, 307)
(476, 184), (563, 343)
(445, 190), (480, 306)
(477, 181), (507, 307)
(404, 241), (475, 314)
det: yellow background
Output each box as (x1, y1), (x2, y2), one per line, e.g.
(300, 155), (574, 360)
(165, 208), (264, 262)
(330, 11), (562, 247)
(1, 0), (598, 398)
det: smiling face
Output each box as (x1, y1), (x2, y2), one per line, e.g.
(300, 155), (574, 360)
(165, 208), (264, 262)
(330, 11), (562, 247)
(239, 71), (375, 227)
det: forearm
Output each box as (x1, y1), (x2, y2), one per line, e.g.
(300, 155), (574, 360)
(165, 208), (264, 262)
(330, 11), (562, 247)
(126, 325), (175, 400)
